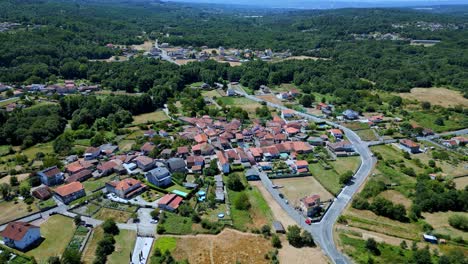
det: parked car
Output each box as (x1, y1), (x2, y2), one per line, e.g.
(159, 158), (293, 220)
(150, 220), (159, 224)
(305, 218), (312, 225)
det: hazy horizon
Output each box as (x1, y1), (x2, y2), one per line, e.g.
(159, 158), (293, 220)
(165, 0), (468, 9)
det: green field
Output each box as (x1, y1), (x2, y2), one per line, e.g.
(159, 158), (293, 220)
(309, 156), (361, 195)
(160, 212), (193, 235)
(26, 215), (75, 263)
(409, 111), (467, 133)
(153, 237), (178, 253)
(107, 229), (137, 264)
(0, 145), (11, 156)
(82, 174), (120, 194)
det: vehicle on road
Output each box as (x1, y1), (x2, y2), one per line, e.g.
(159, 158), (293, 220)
(305, 218), (312, 225)
(150, 220), (158, 224)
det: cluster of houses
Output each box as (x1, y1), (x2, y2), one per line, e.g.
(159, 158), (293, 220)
(441, 136), (467, 148)
(23, 81), (100, 95)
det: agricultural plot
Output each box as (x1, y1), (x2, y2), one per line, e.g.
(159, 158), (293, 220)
(0, 200), (39, 225)
(132, 110), (169, 125)
(272, 176), (334, 207)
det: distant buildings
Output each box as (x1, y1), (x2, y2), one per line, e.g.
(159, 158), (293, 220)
(400, 139), (420, 154)
(106, 178), (146, 199)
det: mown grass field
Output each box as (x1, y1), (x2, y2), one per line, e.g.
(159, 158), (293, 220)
(153, 237), (178, 253)
(0, 200), (39, 225)
(26, 215), (75, 263)
(93, 207), (132, 223)
(132, 110), (169, 125)
(309, 156), (361, 195)
(82, 227), (104, 264)
(107, 229), (137, 264)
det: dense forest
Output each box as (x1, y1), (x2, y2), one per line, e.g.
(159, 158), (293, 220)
(0, 0), (467, 92)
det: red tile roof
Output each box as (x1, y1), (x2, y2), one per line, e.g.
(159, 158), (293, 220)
(134, 156), (154, 166)
(217, 151), (229, 165)
(296, 160), (309, 167)
(302, 194), (320, 205)
(54, 182), (84, 197)
(66, 163), (84, 174)
(111, 178), (143, 192)
(400, 139), (419, 148)
(177, 146), (189, 154)
(329, 129), (343, 135)
(169, 196), (183, 209)
(66, 169), (92, 183)
(141, 142), (155, 153)
(1, 222), (39, 241)
(194, 134), (208, 143)
(285, 127), (299, 134)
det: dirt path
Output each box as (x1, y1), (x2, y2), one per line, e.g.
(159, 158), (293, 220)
(251, 181), (296, 228)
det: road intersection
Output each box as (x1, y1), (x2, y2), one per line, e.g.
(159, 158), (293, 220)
(234, 87), (377, 264)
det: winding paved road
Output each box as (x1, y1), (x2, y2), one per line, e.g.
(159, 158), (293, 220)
(234, 87), (377, 264)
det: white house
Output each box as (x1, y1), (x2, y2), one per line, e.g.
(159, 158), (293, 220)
(1, 222), (41, 250)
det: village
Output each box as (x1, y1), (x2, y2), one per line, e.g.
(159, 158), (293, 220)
(0, 79), (466, 264)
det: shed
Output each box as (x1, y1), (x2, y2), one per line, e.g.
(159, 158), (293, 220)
(423, 234), (438, 244)
(272, 221), (285, 233)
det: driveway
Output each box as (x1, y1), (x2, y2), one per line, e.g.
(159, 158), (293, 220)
(131, 237), (154, 264)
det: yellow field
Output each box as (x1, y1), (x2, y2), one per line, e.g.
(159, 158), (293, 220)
(93, 208), (132, 223)
(272, 176), (334, 207)
(398, 88), (468, 108)
(131, 110), (169, 125)
(0, 201), (39, 224)
(423, 211), (468, 241)
(454, 176), (468, 190)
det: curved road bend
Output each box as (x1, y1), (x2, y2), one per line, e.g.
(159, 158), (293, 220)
(235, 88), (376, 264)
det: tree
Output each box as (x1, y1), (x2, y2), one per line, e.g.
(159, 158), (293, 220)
(428, 160), (436, 168)
(400, 240), (407, 249)
(102, 219), (119, 235)
(261, 224), (271, 237)
(300, 94), (314, 107)
(47, 256), (61, 264)
(339, 170), (353, 185)
(74, 215), (82, 226)
(286, 225), (302, 247)
(421, 101), (431, 110)
(9, 176), (19, 186)
(61, 248), (81, 264)
(0, 183), (11, 199)
(272, 234), (282, 248)
(448, 214), (468, 231)
(301, 230), (315, 247)
(434, 117), (445, 126)
(226, 174), (245, 191)
(234, 192), (251, 210)
(151, 208), (161, 219)
(365, 238), (380, 255)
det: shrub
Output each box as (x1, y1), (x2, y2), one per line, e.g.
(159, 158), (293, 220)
(272, 234), (282, 248)
(448, 214), (468, 231)
(234, 192), (251, 210)
(102, 219), (119, 235)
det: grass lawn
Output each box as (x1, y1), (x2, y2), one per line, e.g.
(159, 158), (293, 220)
(339, 233), (414, 264)
(309, 156), (360, 196)
(0, 200), (39, 225)
(453, 176), (468, 190)
(0, 145), (11, 156)
(82, 227), (104, 264)
(153, 237), (178, 253)
(37, 198), (57, 210)
(118, 139), (136, 152)
(26, 215), (75, 263)
(422, 211), (468, 241)
(160, 212), (193, 235)
(228, 182), (273, 231)
(107, 229), (137, 264)
(14, 142), (54, 160)
(272, 177), (334, 207)
(93, 207), (132, 223)
(217, 96), (262, 117)
(355, 129), (379, 141)
(132, 111), (169, 125)
(74, 139), (91, 147)
(82, 174), (119, 194)
(409, 110), (466, 133)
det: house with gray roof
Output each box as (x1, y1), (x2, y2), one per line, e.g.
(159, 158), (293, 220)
(166, 158), (187, 173)
(146, 167), (172, 188)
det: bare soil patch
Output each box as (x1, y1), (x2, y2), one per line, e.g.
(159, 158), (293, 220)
(277, 56), (330, 62)
(454, 176), (468, 190)
(175, 59), (197, 65)
(171, 229), (273, 264)
(379, 190), (412, 209)
(398, 88), (468, 107)
(131, 40), (153, 51)
(422, 211), (468, 240)
(272, 177), (334, 207)
(278, 236), (329, 264)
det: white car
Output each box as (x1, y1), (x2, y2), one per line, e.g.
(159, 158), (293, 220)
(150, 220), (159, 224)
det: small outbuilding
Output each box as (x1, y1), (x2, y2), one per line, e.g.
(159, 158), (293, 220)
(272, 221), (285, 234)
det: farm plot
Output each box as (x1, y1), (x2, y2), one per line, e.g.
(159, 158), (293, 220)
(271, 176), (334, 207)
